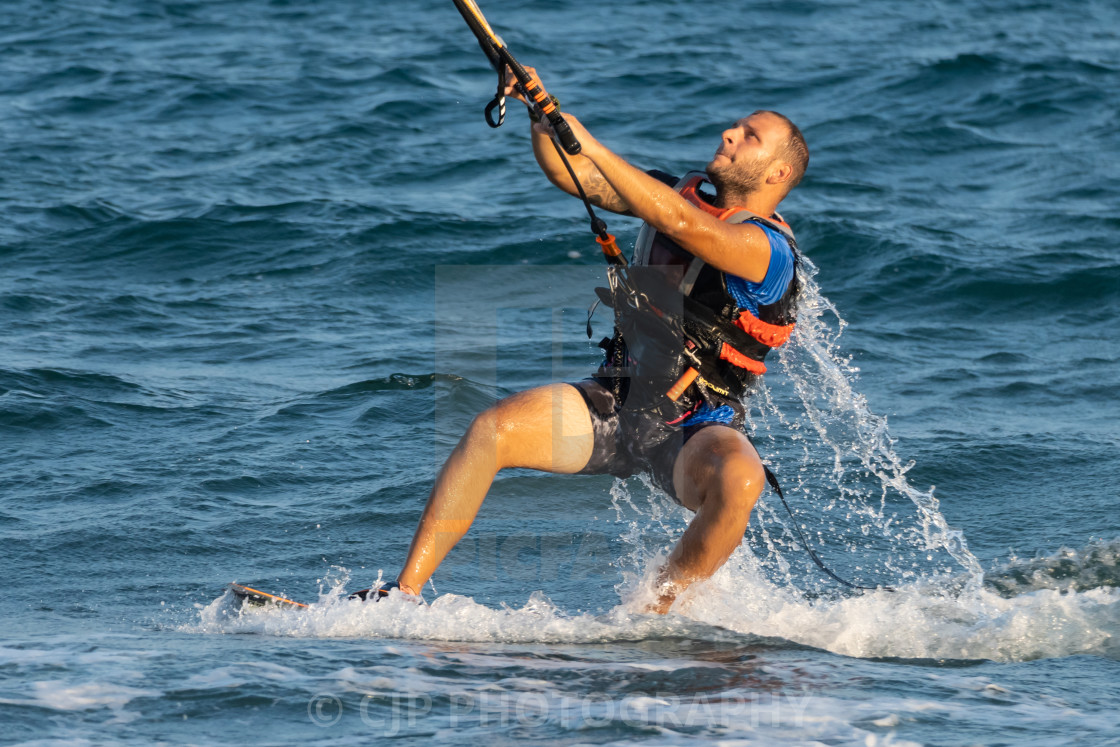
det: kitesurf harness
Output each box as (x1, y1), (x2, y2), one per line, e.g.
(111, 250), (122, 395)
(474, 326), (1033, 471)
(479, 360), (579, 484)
(612, 171), (801, 405)
(584, 171), (800, 432)
(633, 171), (800, 378)
(449, 0), (892, 595)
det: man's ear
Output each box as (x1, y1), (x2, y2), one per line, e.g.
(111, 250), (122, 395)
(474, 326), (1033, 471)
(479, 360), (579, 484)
(768, 160), (793, 185)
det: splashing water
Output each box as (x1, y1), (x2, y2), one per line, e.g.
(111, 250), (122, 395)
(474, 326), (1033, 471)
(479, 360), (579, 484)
(608, 255), (982, 598)
(510, 263), (1115, 661)
(749, 255), (983, 590)
(191, 540), (1120, 662)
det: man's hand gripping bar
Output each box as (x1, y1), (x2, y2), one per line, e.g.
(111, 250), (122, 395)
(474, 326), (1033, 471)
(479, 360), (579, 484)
(451, 0), (581, 155)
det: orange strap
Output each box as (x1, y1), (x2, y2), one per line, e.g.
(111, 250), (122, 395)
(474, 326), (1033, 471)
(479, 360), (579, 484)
(736, 310), (794, 347)
(719, 343), (768, 375)
(678, 175), (795, 233)
(679, 180), (741, 221)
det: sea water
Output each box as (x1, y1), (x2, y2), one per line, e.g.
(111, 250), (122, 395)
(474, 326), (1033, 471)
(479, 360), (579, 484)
(2, 0), (1118, 744)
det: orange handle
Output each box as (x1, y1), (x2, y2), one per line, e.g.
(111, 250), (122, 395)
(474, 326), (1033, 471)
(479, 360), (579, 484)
(522, 72), (557, 115)
(666, 367), (699, 401)
(595, 232), (622, 260)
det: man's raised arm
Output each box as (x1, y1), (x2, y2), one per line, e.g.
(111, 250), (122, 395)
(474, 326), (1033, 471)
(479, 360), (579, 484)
(505, 68), (632, 215)
(549, 113), (777, 284)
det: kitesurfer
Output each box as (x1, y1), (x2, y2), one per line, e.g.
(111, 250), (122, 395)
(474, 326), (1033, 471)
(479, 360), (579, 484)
(389, 69), (809, 613)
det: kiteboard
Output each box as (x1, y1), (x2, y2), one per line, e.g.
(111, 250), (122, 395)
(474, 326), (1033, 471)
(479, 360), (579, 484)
(228, 582), (394, 609)
(228, 583), (310, 609)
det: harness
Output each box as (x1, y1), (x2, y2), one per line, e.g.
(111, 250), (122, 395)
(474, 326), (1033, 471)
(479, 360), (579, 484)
(593, 171), (801, 418)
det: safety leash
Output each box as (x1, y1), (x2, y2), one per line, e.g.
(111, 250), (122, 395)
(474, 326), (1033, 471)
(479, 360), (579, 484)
(764, 466), (895, 592)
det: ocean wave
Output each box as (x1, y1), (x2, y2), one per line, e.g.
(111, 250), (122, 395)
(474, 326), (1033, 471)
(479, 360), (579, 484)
(984, 539), (1120, 598)
(316, 373), (449, 398)
(0, 366), (143, 398)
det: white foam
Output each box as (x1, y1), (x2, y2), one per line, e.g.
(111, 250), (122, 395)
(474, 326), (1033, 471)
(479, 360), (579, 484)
(189, 551), (1118, 663)
(672, 549), (1119, 662)
(180, 662), (306, 690)
(0, 644), (161, 670)
(193, 587), (662, 644)
(0, 680), (159, 722)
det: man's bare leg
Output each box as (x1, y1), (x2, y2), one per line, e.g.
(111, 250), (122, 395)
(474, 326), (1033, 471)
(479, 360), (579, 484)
(647, 425), (766, 613)
(395, 384), (594, 595)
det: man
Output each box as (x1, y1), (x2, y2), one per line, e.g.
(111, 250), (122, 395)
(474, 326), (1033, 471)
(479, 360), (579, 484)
(382, 75), (809, 613)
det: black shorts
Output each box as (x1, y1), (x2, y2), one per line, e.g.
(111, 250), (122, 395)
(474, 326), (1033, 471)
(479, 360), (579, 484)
(570, 378), (745, 504)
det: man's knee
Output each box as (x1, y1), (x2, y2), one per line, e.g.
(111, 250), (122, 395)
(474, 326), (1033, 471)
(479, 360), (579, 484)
(675, 427), (765, 512)
(462, 406), (502, 458)
(719, 458), (766, 508)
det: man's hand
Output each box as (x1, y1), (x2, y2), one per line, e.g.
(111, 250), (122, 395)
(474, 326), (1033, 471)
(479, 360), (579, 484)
(500, 63), (588, 144)
(507, 70), (632, 215)
(533, 112), (604, 160)
(502, 65), (533, 106)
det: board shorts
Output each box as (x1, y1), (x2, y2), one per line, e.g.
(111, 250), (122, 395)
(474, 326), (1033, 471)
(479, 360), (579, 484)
(570, 377), (746, 504)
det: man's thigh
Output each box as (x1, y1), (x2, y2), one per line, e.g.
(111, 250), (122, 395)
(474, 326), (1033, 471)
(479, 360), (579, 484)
(487, 383), (595, 474)
(671, 425), (764, 513)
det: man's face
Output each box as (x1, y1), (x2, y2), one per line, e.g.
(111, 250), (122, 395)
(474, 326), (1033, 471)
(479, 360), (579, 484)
(707, 112), (786, 195)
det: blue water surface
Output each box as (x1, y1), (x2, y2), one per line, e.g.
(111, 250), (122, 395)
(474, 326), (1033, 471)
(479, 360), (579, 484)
(2, 1), (1118, 744)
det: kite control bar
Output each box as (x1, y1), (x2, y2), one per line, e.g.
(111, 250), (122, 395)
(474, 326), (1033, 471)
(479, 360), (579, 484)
(451, 0), (581, 155)
(449, 0), (622, 265)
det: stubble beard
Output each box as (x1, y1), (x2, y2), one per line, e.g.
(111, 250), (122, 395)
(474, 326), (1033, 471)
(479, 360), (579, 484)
(707, 154), (769, 202)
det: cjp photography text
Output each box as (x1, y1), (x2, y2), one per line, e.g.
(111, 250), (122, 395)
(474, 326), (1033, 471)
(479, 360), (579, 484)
(307, 689), (814, 734)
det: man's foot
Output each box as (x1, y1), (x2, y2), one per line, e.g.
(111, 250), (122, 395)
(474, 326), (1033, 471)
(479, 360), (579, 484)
(348, 581), (422, 602)
(644, 568), (681, 614)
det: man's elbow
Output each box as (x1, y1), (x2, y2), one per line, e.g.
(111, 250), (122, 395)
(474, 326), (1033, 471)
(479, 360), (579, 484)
(660, 205), (698, 241)
(543, 170), (578, 196)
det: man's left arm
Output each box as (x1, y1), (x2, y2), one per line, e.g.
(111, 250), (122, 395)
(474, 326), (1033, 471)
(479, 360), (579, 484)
(557, 115), (773, 283)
